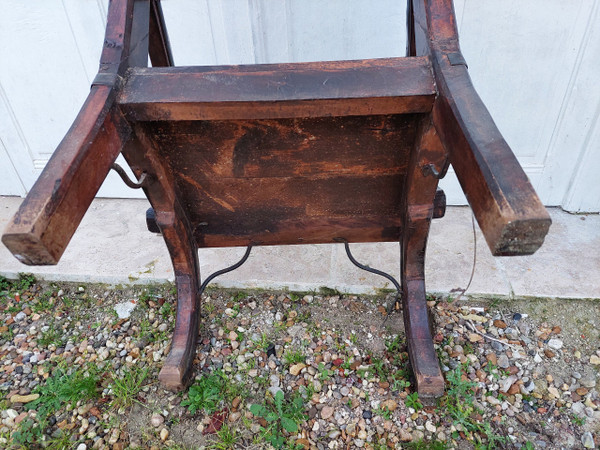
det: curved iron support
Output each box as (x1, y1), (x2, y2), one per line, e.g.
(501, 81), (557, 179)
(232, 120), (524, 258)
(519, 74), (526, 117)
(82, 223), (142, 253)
(111, 163), (148, 189)
(198, 246), (253, 297)
(337, 239), (401, 314)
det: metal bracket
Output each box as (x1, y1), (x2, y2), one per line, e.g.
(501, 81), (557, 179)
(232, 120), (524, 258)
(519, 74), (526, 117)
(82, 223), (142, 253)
(421, 157), (450, 179)
(198, 246), (253, 297)
(335, 238), (401, 317)
(111, 163), (148, 189)
(447, 52), (468, 68)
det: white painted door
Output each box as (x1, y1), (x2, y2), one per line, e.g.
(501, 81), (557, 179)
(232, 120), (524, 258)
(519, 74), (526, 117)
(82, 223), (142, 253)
(1, 0), (599, 211)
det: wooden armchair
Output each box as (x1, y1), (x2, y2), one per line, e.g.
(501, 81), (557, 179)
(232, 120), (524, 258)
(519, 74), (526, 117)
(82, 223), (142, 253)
(1, 0), (551, 398)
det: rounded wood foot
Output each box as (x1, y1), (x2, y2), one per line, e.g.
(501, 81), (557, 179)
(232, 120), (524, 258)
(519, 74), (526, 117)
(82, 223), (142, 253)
(159, 275), (199, 391)
(403, 279), (445, 399)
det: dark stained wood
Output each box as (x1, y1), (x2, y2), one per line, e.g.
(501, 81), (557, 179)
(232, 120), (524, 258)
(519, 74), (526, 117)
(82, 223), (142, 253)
(432, 188), (446, 219)
(1, 0), (141, 265)
(1, 88), (130, 265)
(118, 57), (436, 120)
(98, 0), (136, 76)
(149, 0), (174, 67)
(128, 0), (151, 68)
(409, 0), (551, 256)
(400, 118), (447, 397)
(121, 128), (200, 390)
(141, 115), (415, 247)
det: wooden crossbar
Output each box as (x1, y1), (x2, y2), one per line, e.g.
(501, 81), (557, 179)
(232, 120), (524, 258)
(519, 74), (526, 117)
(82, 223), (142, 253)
(118, 57), (436, 121)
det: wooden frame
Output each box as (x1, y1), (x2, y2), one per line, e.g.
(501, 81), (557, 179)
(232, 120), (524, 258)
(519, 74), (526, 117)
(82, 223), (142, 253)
(1, 0), (551, 398)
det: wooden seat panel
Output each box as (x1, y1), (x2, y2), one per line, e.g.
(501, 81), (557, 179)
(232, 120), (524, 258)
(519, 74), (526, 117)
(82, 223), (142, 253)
(143, 114), (420, 247)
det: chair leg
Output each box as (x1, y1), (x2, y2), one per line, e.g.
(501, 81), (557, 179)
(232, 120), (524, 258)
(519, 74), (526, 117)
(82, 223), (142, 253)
(155, 209), (201, 391)
(400, 117), (448, 399)
(401, 217), (445, 398)
(159, 273), (199, 390)
(121, 127), (202, 391)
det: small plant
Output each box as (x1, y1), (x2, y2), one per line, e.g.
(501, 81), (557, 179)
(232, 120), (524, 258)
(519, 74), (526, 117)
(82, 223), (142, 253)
(283, 349), (305, 366)
(317, 362), (334, 381)
(391, 378), (411, 391)
(349, 332), (359, 345)
(38, 326), (63, 347)
(405, 392), (423, 411)
(0, 326), (14, 344)
(10, 417), (43, 447)
(374, 406), (392, 420)
(370, 357), (388, 380)
(159, 302), (175, 320)
(250, 390), (307, 449)
(181, 370), (240, 414)
(484, 361), (500, 380)
(571, 413), (586, 426)
(232, 291), (246, 303)
(32, 290), (55, 313)
(27, 364), (100, 425)
(439, 366), (506, 447)
(0, 275), (11, 293)
(405, 440), (447, 449)
(110, 366), (150, 409)
(385, 335), (405, 353)
(15, 273), (36, 291)
(207, 423), (240, 449)
(250, 333), (270, 352)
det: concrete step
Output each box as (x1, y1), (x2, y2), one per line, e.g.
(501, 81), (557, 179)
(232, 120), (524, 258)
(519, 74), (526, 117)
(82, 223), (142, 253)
(1, 196), (598, 299)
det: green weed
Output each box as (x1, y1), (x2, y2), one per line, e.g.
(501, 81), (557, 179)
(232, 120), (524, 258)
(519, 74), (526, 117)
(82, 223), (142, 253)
(28, 365), (100, 422)
(385, 335), (405, 353)
(110, 366), (150, 409)
(439, 366), (506, 448)
(15, 273), (36, 291)
(571, 413), (586, 426)
(10, 417), (43, 448)
(317, 362), (334, 381)
(405, 392), (423, 411)
(283, 349), (305, 366)
(207, 423), (240, 449)
(182, 370), (242, 415)
(250, 390), (307, 449)
(37, 325), (62, 347)
(32, 291), (54, 313)
(374, 406), (392, 420)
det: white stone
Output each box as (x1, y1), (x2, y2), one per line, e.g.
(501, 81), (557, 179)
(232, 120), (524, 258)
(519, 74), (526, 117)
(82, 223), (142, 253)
(151, 413), (164, 427)
(114, 301), (136, 319)
(547, 339), (563, 350)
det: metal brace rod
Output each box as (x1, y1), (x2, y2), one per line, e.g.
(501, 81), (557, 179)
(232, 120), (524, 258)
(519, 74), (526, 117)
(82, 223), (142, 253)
(198, 246), (253, 297)
(111, 163), (148, 189)
(335, 239), (402, 315)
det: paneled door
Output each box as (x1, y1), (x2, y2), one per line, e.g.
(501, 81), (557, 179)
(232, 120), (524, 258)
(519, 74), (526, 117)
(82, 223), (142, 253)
(1, 0), (599, 211)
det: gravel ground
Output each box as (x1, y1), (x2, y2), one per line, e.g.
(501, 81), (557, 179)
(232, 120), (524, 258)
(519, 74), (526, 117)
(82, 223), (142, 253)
(0, 275), (599, 449)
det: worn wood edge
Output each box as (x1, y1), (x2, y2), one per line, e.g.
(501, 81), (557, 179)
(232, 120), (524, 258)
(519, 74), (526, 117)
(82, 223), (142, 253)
(128, 55), (434, 76)
(120, 97), (435, 121)
(493, 217), (552, 256)
(408, 0), (552, 255)
(0, 233), (57, 266)
(433, 81), (552, 256)
(118, 57), (436, 120)
(1, 88), (129, 265)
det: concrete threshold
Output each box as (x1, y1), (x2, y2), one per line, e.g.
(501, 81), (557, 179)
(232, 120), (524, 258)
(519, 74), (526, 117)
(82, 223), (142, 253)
(1, 196), (598, 299)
